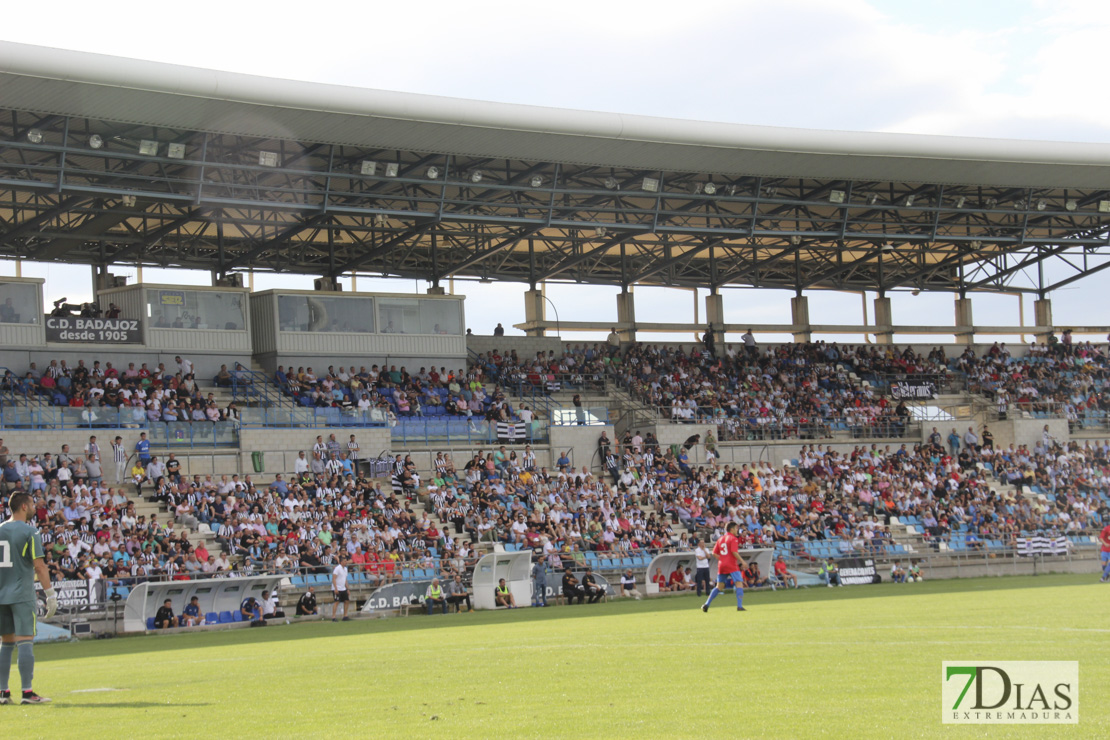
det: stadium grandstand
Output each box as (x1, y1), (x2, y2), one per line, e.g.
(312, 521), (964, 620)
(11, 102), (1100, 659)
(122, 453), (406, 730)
(0, 39), (1108, 641)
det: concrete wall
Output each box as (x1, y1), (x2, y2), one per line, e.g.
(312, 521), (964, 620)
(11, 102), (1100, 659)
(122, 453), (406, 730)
(548, 424), (614, 472)
(466, 335), (565, 358)
(0, 349), (244, 380)
(255, 354), (466, 376)
(237, 426), (391, 476)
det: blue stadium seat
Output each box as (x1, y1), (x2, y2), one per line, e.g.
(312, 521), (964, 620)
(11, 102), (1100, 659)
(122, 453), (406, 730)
(146, 617), (156, 630)
(218, 611), (233, 624)
(205, 612), (218, 624)
(232, 610), (243, 622)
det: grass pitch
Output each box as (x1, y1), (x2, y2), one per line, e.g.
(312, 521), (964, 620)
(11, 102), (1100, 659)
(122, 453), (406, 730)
(9, 574), (1108, 738)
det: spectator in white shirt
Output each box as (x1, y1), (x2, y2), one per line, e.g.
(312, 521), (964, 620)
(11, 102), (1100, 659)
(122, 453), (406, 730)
(175, 355), (193, 375)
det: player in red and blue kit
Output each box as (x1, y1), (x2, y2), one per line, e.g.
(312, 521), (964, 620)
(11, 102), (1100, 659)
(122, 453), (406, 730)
(1099, 523), (1110, 583)
(701, 522), (747, 612)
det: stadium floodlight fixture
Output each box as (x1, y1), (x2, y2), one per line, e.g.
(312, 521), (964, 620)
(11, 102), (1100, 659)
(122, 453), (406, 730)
(1035, 199), (1048, 211)
(903, 195), (915, 207)
(121, 194), (137, 207)
(985, 197), (998, 208)
(1099, 200), (1110, 213)
(426, 166), (440, 179)
(594, 226), (608, 238)
(139, 139), (159, 156)
(258, 151), (279, 167)
(881, 242), (895, 251)
(702, 182), (717, 196)
(970, 240), (983, 249)
(867, 194), (879, 206)
(641, 177), (660, 193)
(529, 175), (543, 188)
(470, 170), (483, 184)
(1013, 199), (1026, 210)
(88, 134), (104, 150)
(373, 214), (388, 226)
(789, 235), (802, 246)
(953, 196), (966, 208)
(385, 163), (400, 177)
(829, 190), (846, 204)
(167, 142), (186, 160)
(1065, 199), (1078, 212)
(360, 160), (377, 176)
(26, 128), (43, 144)
(604, 176), (619, 190)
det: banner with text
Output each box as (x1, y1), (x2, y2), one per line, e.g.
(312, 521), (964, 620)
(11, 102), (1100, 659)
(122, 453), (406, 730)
(890, 381), (938, 400)
(46, 316), (143, 344)
(838, 557), (881, 585)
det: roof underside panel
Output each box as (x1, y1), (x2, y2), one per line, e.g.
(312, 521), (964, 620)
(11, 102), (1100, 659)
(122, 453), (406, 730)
(1, 42), (1110, 295)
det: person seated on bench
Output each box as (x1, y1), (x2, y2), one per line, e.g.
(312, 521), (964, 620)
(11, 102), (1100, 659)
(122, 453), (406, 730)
(153, 598), (176, 629)
(581, 566), (604, 603)
(651, 567), (671, 593)
(296, 586), (318, 616)
(180, 596), (205, 627)
(240, 596), (263, 622)
(494, 578), (517, 608)
(773, 556), (797, 588)
(425, 578), (449, 615)
(561, 568), (586, 605)
(444, 574), (473, 612)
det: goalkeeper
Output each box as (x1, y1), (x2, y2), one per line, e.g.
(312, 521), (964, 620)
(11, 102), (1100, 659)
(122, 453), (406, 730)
(0, 492), (57, 705)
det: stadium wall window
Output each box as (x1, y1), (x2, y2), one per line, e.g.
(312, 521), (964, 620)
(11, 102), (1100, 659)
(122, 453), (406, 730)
(147, 289), (245, 331)
(0, 282), (40, 324)
(277, 294), (376, 333)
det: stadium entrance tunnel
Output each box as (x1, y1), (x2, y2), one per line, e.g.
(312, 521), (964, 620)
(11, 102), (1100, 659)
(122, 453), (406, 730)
(123, 576), (285, 632)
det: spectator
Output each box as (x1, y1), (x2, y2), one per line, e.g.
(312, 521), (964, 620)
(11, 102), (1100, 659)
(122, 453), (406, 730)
(773, 556), (797, 588)
(890, 561), (907, 584)
(651, 568), (671, 593)
(819, 558), (841, 588)
(693, 539), (712, 597)
(240, 596), (262, 622)
(531, 559), (548, 607)
(262, 590), (285, 620)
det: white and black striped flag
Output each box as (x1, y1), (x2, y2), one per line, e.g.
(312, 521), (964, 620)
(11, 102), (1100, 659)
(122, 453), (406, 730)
(496, 422), (527, 441)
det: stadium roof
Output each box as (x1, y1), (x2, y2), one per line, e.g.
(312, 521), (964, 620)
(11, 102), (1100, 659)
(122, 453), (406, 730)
(1, 40), (1110, 295)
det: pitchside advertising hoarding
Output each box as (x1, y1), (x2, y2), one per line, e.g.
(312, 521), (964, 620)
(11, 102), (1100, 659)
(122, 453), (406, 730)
(35, 579), (93, 612)
(837, 557), (880, 585)
(942, 661), (1078, 724)
(45, 316), (142, 344)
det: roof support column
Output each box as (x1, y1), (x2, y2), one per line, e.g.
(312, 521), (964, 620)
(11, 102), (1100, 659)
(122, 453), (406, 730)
(705, 290), (724, 345)
(523, 288), (546, 337)
(873, 294), (893, 345)
(1033, 298), (1053, 343)
(616, 289), (636, 344)
(791, 293), (811, 343)
(955, 296), (974, 345)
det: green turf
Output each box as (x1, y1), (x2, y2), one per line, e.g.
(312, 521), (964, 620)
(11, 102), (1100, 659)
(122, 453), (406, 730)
(8, 574), (1108, 738)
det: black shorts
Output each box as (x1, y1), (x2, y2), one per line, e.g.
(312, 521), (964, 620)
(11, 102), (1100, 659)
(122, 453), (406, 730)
(334, 590), (350, 602)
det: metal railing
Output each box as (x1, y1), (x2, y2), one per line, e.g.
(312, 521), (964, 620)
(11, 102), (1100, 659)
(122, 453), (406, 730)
(231, 362), (292, 409)
(238, 406), (390, 429)
(390, 418), (548, 445)
(548, 406), (611, 426)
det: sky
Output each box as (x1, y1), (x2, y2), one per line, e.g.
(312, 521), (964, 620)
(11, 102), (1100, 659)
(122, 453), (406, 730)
(2, 0), (1109, 343)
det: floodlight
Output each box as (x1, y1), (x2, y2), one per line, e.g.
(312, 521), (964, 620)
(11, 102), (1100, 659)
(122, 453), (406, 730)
(1099, 200), (1110, 213)
(703, 182), (717, 196)
(139, 140), (159, 156)
(985, 198), (998, 208)
(530, 175), (543, 188)
(426, 166), (440, 179)
(470, 170), (483, 184)
(604, 177), (619, 190)
(594, 226), (607, 238)
(373, 214), (388, 226)
(26, 128), (43, 144)
(88, 134), (104, 150)
(1065, 199), (1078, 212)
(1013, 199), (1025, 210)
(1035, 199), (1047, 211)
(904, 195), (915, 207)
(881, 242), (895, 251)
(829, 190), (846, 204)
(953, 196), (966, 208)
(867, 194), (879, 206)
(385, 163), (400, 177)
(121, 194), (137, 207)
(258, 151), (279, 167)
(167, 143), (186, 160)
(641, 177), (660, 193)
(789, 235), (802, 246)
(360, 161), (377, 176)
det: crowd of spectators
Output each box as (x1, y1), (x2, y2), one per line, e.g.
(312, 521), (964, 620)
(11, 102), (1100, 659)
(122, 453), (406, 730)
(0, 355), (243, 425)
(958, 340), (1109, 427)
(273, 363), (523, 427)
